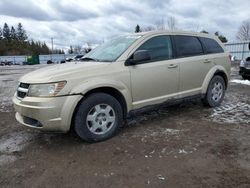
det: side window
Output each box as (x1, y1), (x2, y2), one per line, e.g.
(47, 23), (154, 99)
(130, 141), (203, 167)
(199, 37), (224, 54)
(136, 35), (173, 61)
(174, 36), (203, 57)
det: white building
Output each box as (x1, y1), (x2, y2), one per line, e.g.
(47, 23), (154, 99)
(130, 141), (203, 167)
(224, 41), (250, 60)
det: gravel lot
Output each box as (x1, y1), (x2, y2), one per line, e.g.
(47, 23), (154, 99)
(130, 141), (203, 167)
(0, 64), (250, 188)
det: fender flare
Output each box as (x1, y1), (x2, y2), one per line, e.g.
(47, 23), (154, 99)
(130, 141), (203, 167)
(201, 65), (229, 94)
(70, 78), (132, 112)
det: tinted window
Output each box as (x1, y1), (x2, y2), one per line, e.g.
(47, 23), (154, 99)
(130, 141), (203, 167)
(199, 37), (224, 54)
(174, 36), (203, 57)
(136, 35), (173, 61)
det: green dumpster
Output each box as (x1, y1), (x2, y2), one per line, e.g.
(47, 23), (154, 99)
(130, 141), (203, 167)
(27, 55), (40, 65)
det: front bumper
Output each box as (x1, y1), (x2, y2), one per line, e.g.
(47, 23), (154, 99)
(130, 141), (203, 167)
(13, 94), (82, 132)
(239, 67), (250, 76)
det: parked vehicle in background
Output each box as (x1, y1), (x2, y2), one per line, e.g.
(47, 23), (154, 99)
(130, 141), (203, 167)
(240, 57), (250, 80)
(0, 61), (13, 66)
(13, 31), (231, 142)
(60, 55), (85, 64)
(47, 60), (53, 64)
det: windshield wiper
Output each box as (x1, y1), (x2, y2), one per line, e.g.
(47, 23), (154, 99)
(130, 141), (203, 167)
(80, 57), (100, 62)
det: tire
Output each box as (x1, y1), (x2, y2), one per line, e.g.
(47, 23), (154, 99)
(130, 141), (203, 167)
(74, 93), (123, 142)
(242, 75), (250, 80)
(47, 60), (53, 64)
(202, 75), (226, 107)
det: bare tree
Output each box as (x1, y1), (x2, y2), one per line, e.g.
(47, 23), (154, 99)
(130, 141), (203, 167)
(167, 16), (177, 31)
(73, 45), (82, 54)
(155, 16), (177, 31)
(236, 20), (250, 41)
(68, 45), (73, 54)
(155, 18), (166, 30)
(143, 25), (156, 32)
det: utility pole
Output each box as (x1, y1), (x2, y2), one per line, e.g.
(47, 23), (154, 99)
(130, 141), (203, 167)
(51, 37), (54, 53)
(51, 37), (54, 61)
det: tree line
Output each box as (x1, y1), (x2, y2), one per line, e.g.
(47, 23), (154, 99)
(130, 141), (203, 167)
(0, 22), (64, 56)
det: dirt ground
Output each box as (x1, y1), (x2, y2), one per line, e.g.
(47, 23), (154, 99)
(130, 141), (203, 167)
(0, 65), (249, 188)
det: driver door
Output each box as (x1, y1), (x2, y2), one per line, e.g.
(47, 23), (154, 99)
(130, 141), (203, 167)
(128, 35), (179, 109)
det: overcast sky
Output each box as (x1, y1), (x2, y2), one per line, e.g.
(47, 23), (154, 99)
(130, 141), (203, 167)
(0, 0), (249, 50)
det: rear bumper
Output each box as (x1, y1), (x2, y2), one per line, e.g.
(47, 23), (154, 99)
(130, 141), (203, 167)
(239, 67), (250, 76)
(13, 94), (82, 132)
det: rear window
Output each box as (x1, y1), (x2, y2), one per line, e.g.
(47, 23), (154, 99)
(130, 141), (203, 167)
(199, 37), (224, 54)
(174, 36), (203, 57)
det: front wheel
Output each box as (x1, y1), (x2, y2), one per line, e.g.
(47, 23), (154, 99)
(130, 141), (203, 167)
(74, 93), (123, 142)
(202, 75), (226, 107)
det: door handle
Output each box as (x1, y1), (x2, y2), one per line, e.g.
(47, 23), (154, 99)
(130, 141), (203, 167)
(204, 59), (211, 63)
(168, 64), (178, 69)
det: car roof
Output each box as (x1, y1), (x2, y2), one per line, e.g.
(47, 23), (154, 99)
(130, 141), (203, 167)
(131, 30), (217, 40)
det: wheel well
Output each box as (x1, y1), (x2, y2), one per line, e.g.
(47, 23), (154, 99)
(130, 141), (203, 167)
(214, 71), (228, 89)
(73, 87), (127, 120)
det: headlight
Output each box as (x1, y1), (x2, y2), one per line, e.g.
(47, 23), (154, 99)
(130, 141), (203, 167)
(27, 81), (66, 97)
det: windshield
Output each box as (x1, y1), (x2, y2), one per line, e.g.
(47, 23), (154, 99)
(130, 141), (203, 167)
(83, 35), (141, 62)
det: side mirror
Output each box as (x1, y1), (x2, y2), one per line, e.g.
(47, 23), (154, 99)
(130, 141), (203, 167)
(126, 50), (151, 65)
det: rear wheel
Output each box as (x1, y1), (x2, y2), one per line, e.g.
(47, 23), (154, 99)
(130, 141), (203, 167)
(203, 75), (226, 107)
(74, 93), (123, 142)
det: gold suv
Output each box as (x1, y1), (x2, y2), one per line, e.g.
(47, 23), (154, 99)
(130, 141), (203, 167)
(13, 31), (231, 142)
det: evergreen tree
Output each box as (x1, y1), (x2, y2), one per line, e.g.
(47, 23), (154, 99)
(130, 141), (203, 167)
(0, 22), (61, 55)
(200, 30), (209, 34)
(10, 26), (17, 40)
(135, 24), (141, 33)
(0, 27), (2, 39)
(16, 23), (27, 41)
(215, 31), (228, 43)
(214, 31), (219, 36)
(218, 35), (228, 43)
(3, 23), (10, 40)
(68, 45), (74, 54)
(200, 30), (228, 43)
(41, 42), (50, 54)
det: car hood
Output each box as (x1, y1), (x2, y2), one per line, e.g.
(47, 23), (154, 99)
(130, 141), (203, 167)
(19, 61), (111, 83)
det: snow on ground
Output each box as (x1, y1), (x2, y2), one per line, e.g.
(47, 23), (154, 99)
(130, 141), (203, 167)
(211, 102), (250, 124)
(0, 131), (35, 166)
(230, 79), (250, 86)
(0, 131), (34, 153)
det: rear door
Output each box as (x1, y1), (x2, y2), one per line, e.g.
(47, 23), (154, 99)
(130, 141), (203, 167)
(199, 37), (228, 72)
(173, 35), (213, 95)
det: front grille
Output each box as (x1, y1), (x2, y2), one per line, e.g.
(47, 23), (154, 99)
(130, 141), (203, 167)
(20, 82), (29, 89)
(17, 82), (30, 99)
